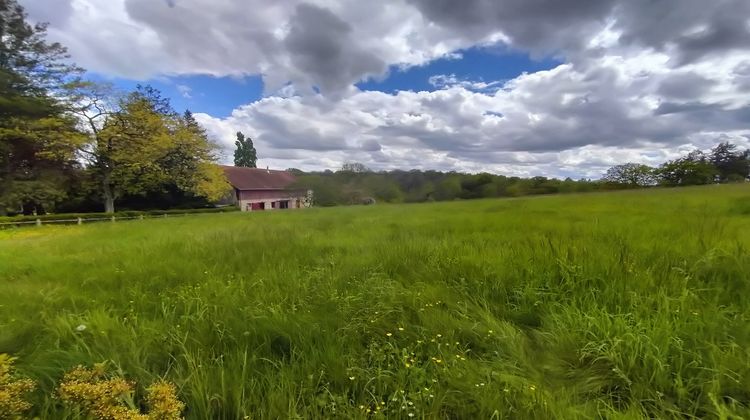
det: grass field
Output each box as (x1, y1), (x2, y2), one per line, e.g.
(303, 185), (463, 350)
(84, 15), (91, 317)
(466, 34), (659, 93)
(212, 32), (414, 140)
(1, 185), (750, 419)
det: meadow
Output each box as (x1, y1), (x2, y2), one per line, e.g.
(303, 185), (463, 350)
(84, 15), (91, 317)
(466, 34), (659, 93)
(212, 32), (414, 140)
(1, 185), (749, 419)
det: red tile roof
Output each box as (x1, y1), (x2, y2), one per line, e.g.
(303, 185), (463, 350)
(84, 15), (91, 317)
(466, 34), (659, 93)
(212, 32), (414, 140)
(221, 165), (298, 190)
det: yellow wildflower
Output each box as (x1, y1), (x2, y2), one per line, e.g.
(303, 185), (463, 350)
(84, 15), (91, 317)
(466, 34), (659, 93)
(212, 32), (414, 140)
(146, 380), (184, 420)
(0, 354), (36, 418)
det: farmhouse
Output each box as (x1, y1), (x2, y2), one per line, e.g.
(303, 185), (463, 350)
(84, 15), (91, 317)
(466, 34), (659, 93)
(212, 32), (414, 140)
(222, 165), (310, 212)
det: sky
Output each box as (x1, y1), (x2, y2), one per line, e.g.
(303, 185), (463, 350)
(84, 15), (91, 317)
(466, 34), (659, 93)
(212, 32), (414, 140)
(20, 0), (750, 178)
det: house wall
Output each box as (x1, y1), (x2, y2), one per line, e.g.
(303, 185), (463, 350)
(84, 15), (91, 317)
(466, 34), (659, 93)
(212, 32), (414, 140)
(237, 189), (309, 212)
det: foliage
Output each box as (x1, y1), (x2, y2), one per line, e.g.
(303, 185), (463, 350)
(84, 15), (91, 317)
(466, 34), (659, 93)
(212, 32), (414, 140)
(2, 185), (749, 418)
(57, 362), (183, 420)
(292, 167), (602, 206)
(603, 143), (749, 188)
(658, 150), (718, 186)
(233, 132), (257, 168)
(602, 163), (657, 187)
(0, 0), (84, 215)
(340, 162), (370, 173)
(710, 141), (749, 183)
(74, 85), (227, 213)
(0, 354), (35, 419)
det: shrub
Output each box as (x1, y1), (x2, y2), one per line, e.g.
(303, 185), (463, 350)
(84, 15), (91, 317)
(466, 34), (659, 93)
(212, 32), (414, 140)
(57, 362), (184, 420)
(0, 354), (36, 419)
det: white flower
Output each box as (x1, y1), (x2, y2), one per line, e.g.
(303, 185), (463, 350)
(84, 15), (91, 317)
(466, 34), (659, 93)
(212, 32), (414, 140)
(75, 324), (87, 332)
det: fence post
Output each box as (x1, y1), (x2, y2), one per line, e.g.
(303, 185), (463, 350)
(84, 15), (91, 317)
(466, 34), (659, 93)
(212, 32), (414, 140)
(36, 218), (41, 227)
(111, 215), (116, 222)
(77, 217), (82, 225)
(139, 215), (144, 221)
(163, 214), (167, 218)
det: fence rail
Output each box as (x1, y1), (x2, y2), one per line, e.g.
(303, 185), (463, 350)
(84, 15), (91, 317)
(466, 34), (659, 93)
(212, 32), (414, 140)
(0, 211), (229, 228)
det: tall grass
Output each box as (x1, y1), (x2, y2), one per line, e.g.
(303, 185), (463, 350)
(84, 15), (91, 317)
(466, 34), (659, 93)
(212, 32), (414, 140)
(1, 184), (749, 419)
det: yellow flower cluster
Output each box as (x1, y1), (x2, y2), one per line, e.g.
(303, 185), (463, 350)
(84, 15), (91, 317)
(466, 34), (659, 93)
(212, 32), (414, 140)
(57, 364), (147, 420)
(146, 381), (185, 420)
(57, 363), (184, 420)
(0, 354), (36, 419)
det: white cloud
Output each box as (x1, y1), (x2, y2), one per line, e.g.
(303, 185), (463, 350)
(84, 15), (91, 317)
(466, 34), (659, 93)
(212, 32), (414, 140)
(428, 74), (504, 92)
(176, 84), (192, 98)
(194, 52), (750, 177)
(18, 0), (750, 176)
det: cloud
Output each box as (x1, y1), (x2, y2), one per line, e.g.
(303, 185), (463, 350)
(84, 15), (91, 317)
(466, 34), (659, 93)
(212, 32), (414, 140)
(656, 72), (715, 100)
(428, 74), (503, 92)
(20, 0), (74, 28)
(193, 52), (750, 177)
(614, 0), (750, 65)
(282, 4), (387, 97)
(176, 84), (192, 98)
(18, 0), (750, 177)
(23, 0), (750, 95)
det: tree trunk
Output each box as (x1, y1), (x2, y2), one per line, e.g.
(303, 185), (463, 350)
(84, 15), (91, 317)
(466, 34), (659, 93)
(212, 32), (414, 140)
(102, 174), (115, 213)
(104, 194), (115, 214)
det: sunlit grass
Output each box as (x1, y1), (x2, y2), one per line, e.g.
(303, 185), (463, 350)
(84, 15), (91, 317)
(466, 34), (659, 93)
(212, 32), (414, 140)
(1, 184), (749, 418)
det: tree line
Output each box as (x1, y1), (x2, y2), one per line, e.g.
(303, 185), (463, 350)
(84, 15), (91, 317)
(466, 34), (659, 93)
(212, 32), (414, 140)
(603, 142), (749, 187)
(291, 142), (748, 206)
(0, 0), (227, 215)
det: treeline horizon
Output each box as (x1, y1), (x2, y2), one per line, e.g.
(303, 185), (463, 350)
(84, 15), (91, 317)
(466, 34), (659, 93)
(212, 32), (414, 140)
(5, 138), (749, 215)
(288, 140), (749, 206)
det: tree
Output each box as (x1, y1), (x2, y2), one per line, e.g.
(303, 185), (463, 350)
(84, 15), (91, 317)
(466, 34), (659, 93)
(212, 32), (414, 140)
(74, 84), (228, 212)
(340, 162), (370, 173)
(434, 175), (462, 201)
(602, 163), (657, 187)
(709, 142), (749, 183)
(0, 0), (84, 214)
(658, 150), (717, 186)
(233, 132), (257, 167)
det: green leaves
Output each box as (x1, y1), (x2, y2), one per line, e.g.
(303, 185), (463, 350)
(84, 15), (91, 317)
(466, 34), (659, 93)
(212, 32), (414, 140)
(86, 89), (229, 211)
(233, 131), (257, 168)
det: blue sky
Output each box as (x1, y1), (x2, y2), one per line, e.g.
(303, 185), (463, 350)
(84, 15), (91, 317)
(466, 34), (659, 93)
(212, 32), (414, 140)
(359, 47), (560, 94)
(89, 73), (265, 117)
(94, 47), (560, 118)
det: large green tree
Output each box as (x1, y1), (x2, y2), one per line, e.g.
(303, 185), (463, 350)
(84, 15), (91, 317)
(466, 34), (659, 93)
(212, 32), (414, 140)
(658, 150), (717, 186)
(709, 142), (749, 183)
(74, 84), (228, 213)
(0, 0), (84, 214)
(603, 163), (657, 187)
(233, 131), (257, 168)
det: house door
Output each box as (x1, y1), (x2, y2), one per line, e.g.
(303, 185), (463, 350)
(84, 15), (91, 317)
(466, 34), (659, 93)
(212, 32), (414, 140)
(251, 202), (265, 211)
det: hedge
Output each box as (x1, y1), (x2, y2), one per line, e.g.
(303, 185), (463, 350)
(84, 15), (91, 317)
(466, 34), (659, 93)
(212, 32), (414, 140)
(0, 206), (239, 224)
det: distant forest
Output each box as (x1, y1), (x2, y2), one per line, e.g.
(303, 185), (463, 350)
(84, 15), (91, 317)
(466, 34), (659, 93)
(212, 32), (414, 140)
(288, 141), (749, 207)
(6, 140), (749, 215)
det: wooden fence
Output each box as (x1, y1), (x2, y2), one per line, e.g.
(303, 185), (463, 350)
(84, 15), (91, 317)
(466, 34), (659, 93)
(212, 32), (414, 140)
(0, 211), (229, 229)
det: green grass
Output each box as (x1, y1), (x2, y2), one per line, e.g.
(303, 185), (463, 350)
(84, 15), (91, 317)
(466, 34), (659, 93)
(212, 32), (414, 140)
(1, 185), (749, 419)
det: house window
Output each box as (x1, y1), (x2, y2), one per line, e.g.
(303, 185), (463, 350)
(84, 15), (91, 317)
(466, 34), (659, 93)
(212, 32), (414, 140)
(279, 200), (289, 209)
